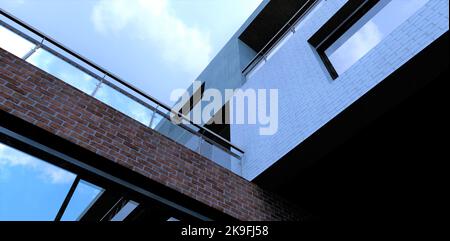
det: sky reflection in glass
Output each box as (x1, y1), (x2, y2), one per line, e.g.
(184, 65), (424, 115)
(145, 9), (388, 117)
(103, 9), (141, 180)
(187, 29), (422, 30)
(326, 0), (430, 75)
(61, 180), (103, 221)
(0, 143), (76, 221)
(94, 83), (153, 125)
(0, 25), (34, 58)
(27, 48), (99, 94)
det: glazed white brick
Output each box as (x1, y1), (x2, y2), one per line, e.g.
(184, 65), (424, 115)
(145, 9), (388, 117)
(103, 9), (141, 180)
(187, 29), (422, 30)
(231, 0), (449, 180)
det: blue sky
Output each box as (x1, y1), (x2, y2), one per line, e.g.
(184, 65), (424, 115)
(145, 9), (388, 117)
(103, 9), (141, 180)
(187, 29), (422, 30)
(0, 143), (102, 221)
(0, 0), (262, 105)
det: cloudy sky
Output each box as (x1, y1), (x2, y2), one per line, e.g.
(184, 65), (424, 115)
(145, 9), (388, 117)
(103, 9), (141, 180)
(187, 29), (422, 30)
(0, 0), (262, 105)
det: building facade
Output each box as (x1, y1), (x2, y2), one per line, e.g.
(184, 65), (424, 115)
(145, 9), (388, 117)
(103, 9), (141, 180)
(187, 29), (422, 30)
(0, 0), (448, 221)
(181, 0), (449, 180)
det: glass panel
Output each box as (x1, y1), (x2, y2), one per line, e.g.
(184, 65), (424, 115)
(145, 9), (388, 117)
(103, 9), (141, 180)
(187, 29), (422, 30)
(26, 48), (99, 94)
(209, 143), (232, 171)
(197, 139), (241, 174)
(326, 0), (430, 75)
(153, 117), (204, 151)
(61, 180), (103, 221)
(93, 84), (152, 125)
(182, 123), (202, 152)
(177, 129), (201, 152)
(0, 143), (76, 221)
(230, 154), (242, 176)
(0, 25), (35, 58)
(152, 114), (238, 171)
(110, 200), (139, 221)
(155, 118), (189, 142)
(150, 111), (164, 129)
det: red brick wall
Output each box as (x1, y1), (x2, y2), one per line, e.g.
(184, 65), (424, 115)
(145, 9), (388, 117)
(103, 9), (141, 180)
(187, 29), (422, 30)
(0, 48), (302, 221)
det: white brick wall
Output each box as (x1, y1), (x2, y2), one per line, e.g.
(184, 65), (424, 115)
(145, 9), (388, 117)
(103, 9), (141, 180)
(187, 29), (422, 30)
(231, 0), (449, 180)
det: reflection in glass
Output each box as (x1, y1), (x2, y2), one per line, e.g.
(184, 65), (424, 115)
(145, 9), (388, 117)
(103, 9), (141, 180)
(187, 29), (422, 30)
(0, 22), (242, 175)
(183, 131), (202, 152)
(326, 0), (430, 75)
(154, 118), (188, 142)
(93, 84), (153, 125)
(26, 49), (99, 94)
(0, 25), (35, 58)
(150, 111), (164, 129)
(210, 145), (232, 171)
(61, 180), (103, 221)
(0, 143), (76, 221)
(110, 200), (139, 221)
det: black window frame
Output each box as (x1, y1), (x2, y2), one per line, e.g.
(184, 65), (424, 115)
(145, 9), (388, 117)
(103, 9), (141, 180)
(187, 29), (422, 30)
(177, 82), (205, 116)
(0, 111), (221, 221)
(309, 0), (379, 80)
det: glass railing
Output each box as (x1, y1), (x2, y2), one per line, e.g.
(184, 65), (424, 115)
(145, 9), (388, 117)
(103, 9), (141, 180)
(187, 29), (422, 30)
(242, 0), (322, 77)
(0, 10), (244, 176)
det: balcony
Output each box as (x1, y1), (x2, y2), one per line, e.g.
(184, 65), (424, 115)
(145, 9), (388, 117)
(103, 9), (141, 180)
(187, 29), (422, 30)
(0, 9), (244, 175)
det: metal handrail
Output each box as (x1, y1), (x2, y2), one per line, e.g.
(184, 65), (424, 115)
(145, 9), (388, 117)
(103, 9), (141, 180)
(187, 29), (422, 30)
(0, 8), (244, 156)
(0, 19), (242, 160)
(242, 0), (319, 76)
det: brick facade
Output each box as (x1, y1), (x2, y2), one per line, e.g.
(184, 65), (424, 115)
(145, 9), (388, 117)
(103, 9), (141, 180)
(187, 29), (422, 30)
(0, 48), (302, 221)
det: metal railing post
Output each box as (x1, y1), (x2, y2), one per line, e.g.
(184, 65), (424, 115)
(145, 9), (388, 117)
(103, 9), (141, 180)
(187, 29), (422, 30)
(22, 38), (44, 60)
(197, 138), (204, 154)
(290, 24), (297, 34)
(91, 74), (105, 97)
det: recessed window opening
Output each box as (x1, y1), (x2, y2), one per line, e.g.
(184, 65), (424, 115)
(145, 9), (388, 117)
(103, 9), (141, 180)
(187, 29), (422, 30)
(311, 0), (430, 79)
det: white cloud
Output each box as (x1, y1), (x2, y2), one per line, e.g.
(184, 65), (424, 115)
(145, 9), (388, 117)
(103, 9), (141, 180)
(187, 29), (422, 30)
(0, 144), (75, 184)
(91, 0), (212, 75)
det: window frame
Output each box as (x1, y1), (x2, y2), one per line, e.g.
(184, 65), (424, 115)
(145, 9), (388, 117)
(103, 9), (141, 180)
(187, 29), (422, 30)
(309, 0), (379, 80)
(0, 112), (214, 221)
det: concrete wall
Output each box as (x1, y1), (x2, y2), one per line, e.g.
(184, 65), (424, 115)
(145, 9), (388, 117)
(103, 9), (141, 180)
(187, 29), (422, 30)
(231, 0), (449, 180)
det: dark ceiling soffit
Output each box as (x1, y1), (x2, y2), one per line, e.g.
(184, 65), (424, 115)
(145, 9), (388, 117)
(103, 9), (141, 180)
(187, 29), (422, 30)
(239, 0), (312, 53)
(253, 31), (449, 191)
